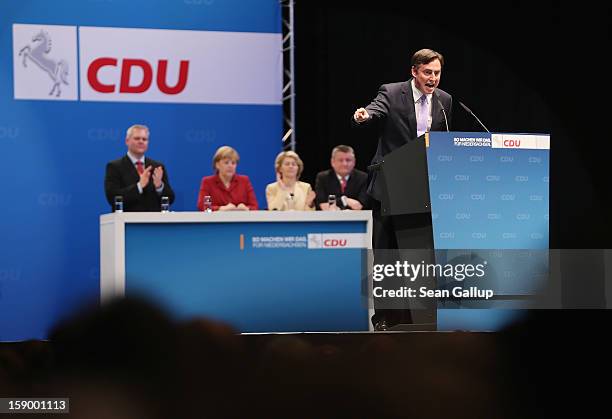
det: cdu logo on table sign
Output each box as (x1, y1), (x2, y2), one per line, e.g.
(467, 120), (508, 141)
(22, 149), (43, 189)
(13, 24), (282, 105)
(307, 233), (368, 249)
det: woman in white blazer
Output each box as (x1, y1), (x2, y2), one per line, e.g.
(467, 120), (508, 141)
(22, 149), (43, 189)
(265, 151), (315, 211)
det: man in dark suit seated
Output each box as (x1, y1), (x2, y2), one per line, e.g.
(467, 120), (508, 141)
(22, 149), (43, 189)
(314, 145), (370, 211)
(104, 124), (175, 212)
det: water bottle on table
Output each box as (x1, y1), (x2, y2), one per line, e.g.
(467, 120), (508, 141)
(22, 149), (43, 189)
(114, 195), (123, 213)
(285, 192), (295, 210)
(327, 194), (337, 211)
(161, 196), (169, 212)
(203, 195), (213, 212)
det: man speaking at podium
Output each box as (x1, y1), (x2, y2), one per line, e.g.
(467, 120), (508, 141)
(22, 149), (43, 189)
(104, 124), (175, 212)
(353, 49), (453, 330)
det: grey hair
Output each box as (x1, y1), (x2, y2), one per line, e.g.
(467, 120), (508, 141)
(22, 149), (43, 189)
(126, 124), (150, 139)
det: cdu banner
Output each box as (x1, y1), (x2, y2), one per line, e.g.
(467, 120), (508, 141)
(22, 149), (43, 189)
(0, 0), (282, 341)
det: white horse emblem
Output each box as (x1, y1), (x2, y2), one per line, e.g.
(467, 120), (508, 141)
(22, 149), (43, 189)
(18, 30), (69, 97)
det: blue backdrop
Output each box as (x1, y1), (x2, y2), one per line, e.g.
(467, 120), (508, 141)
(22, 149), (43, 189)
(0, 0), (282, 340)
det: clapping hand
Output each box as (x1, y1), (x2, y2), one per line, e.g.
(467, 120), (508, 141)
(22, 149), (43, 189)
(139, 166), (153, 188)
(152, 166), (164, 189)
(306, 190), (316, 208)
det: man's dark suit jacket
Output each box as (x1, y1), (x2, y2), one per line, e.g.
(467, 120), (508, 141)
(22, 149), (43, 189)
(361, 79), (452, 201)
(104, 155), (175, 212)
(314, 168), (370, 210)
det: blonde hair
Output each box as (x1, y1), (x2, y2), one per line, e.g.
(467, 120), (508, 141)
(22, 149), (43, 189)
(212, 146), (240, 173)
(126, 124), (149, 139)
(275, 150), (304, 179)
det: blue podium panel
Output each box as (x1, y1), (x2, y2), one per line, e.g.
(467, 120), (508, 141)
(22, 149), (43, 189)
(427, 132), (549, 250)
(426, 132), (550, 330)
(101, 212), (372, 332)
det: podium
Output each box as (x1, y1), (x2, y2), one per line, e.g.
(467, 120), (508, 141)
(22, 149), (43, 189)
(373, 131), (550, 330)
(378, 132), (435, 249)
(374, 133), (436, 329)
(379, 133), (431, 217)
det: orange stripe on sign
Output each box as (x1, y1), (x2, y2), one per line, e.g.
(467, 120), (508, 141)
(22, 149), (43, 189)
(240, 234), (244, 250)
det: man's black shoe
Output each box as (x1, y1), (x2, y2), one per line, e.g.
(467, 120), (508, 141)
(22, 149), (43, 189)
(374, 320), (388, 331)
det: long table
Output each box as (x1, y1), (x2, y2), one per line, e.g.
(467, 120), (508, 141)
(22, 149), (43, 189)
(100, 211), (373, 332)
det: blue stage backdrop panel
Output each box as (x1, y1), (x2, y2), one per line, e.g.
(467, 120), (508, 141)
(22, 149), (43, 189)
(0, 0), (282, 341)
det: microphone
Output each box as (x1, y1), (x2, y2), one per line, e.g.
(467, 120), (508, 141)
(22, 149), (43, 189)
(436, 98), (449, 132)
(459, 101), (490, 133)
